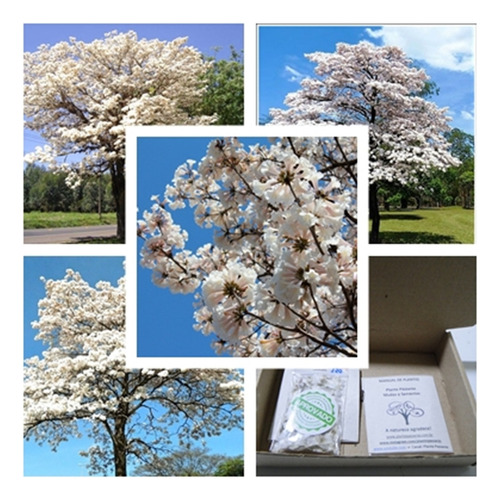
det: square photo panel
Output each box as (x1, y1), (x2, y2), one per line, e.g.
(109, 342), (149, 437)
(23, 23), (243, 245)
(257, 24), (475, 245)
(128, 126), (368, 365)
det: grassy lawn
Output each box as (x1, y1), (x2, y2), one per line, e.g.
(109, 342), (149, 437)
(375, 206), (474, 244)
(24, 211), (116, 229)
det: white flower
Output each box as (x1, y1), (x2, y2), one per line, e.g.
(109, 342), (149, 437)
(271, 251), (307, 305)
(212, 302), (251, 345)
(202, 262), (256, 309)
(264, 301), (296, 328)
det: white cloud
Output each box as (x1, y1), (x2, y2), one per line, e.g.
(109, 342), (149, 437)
(366, 25), (475, 72)
(461, 110), (474, 121)
(284, 64), (307, 82)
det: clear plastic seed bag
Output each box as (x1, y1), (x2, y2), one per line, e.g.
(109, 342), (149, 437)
(269, 369), (348, 455)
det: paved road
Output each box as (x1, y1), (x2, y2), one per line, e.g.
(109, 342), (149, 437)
(24, 225), (118, 244)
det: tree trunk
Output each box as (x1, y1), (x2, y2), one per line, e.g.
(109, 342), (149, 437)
(110, 159), (126, 242)
(113, 407), (128, 476)
(369, 183), (381, 244)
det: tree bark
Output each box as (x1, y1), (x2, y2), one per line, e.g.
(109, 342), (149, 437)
(369, 183), (381, 244)
(113, 403), (129, 476)
(110, 159), (126, 242)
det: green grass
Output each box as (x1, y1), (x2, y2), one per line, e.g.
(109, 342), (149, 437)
(375, 206), (474, 244)
(24, 211), (116, 229)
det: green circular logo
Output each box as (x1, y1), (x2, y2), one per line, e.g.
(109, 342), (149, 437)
(290, 390), (336, 435)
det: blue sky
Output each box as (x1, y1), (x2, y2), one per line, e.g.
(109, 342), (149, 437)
(23, 23), (244, 155)
(258, 24), (475, 135)
(23, 256), (123, 475)
(137, 137), (221, 357)
(24, 256), (243, 475)
(137, 136), (274, 357)
(23, 23), (243, 55)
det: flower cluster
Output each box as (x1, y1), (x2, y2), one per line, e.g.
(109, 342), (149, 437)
(139, 136), (358, 357)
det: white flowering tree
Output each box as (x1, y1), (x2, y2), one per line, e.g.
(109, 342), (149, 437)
(138, 136), (358, 357)
(23, 268), (243, 476)
(24, 30), (217, 242)
(268, 41), (459, 243)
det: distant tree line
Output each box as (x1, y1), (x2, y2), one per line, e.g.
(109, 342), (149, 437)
(377, 128), (474, 211)
(24, 164), (115, 213)
(132, 446), (244, 476)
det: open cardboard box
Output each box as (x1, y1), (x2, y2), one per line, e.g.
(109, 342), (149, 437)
(257, 256), (476, 468)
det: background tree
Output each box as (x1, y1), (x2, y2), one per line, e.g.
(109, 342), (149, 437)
(268, 41), (460, 243)
(23, 164), (44, 210)
(79, 174), (116, 215)
(132, 446), (239, 476)
(139, 136), (358, 357)
(445, 128), (474, 208)
(192, 47), (244, 125)
(24, 164), (115, 214)
(374, 127), (474, 211)
(24, 30), (219, 242)
(25, 168), (75, 212)
(24, 267), (243, 476)
(214, 456), (244, 476)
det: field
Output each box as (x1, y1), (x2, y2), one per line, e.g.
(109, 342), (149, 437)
(24, 211), (116, 229)
(375, 206), (474, 244)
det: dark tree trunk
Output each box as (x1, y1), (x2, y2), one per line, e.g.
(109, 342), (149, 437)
(110, 158), (126, 243)
(113, 405), (128, 476)
(369, 183), (381, 244)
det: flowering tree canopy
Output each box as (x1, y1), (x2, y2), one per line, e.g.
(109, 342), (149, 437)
(24, 268), (243, 476)
(138, 136), (358, 357)
(24, 30), (217, 241)
(268, 41), (459, 242)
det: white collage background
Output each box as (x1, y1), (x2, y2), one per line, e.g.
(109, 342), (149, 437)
(4, 2), (497, 498)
